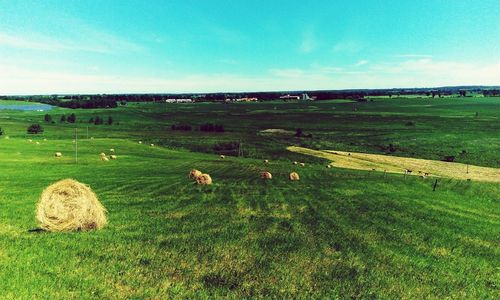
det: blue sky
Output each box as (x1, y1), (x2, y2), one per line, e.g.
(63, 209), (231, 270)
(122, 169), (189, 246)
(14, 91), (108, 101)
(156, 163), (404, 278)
(1, 0), (499, 94)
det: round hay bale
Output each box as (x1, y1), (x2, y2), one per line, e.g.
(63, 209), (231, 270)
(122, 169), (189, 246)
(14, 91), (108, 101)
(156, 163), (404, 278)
(101, 156), (109, 161)
(220, 155), (225, 159)
(150, 143), (155, 147)
(299, 163), (305, 167)
(54, 152), (62, 158)
(43, 138), (47, 141)
(326, 165), (332, 168)
(289, 172), (300, 181)
(189, 169), (202, 179)
(36, 179), (107, 232)
(110, 155), (117, 160)
(109, 149), (115, 152)
(138, 141), (142, 144)
(260, 171), (272, 180)
(99, 152), (106, 157)
(196, 174), (212, 185)
(264, 159), (269, 164)
(293, 161), (298, 165)
(35, 141), (40, 145)
(28, 139), (33, 143)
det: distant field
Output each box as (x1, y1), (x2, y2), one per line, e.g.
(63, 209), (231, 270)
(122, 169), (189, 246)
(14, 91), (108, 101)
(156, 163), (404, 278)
(0, 97), (498, 298)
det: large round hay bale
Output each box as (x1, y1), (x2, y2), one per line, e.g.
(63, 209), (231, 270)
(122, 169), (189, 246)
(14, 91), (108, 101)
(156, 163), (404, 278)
(110, 155), (117, 160)
(264, 159), (269, 164)
(220, 155), (225, 159)
(260, 171), (272, 180)
(299, 162), (305, 167)
(36, 179), (107, 232)
(289, 172), (300, 181)
(54, 152), (62, 158)
(99, 152), (106, 157)
(196, 174), (212, 185)
(189, 169), (202, 179)
(293, 161), (298, 165)
(101, 156), (109, 161)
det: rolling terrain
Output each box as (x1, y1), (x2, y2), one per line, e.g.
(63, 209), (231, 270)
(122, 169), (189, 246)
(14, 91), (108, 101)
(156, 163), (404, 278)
(0, 97), (498, 298)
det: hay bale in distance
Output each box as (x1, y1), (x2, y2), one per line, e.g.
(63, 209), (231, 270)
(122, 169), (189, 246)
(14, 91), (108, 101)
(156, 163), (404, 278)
(35, 141), (40, 145)
(150, 143), (155, 147)
(264, 159), (269, 164)
(326, 165), (332, 168)
(196, 174), (212, 185)
(36, 179), (107, 232)
(101, 156), (109, 162)
(260, 171), (272, 180)
(289, 172), (300, 181)
(109, 149), (115, 152)
(99, 152), (106, 157)
(220, 155), (225, 159)
(110, 155), (117, 160)
(55, 152), (62, 158)
(138, 141), (142, 144)
(293, 161), (298, 165)
(300, 163), (305, 167)
(189, 169), (202, 179)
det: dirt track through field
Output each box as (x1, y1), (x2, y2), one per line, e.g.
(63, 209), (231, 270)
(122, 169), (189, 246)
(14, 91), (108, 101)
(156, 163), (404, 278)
(288, 146), (500, 183)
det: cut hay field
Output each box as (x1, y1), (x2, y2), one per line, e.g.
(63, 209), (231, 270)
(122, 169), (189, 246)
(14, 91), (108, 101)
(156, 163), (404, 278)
(0, 97), (499, 298)
(288, 146), (500, 183)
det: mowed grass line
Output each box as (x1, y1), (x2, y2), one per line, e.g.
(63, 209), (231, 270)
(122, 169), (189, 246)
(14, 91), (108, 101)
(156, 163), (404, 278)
(288, 146), (500, 183)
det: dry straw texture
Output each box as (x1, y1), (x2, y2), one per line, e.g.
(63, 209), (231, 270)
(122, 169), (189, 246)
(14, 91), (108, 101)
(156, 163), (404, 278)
(289, 172), (300, 181)
(189, 169), (202, 179)
(196, 174), (212, 185)
(36, 179), (107, 232)
(260, 171), (273, 179)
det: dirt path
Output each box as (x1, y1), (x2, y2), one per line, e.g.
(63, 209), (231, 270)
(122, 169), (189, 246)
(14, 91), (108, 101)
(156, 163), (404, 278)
(288, 146), (500, 183)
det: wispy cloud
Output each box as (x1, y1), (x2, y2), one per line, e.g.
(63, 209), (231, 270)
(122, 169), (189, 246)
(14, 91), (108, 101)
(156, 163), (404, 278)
(355, 60), (369, 67)
(396, 54), (433, 58)
(1, 58), (499, 95)
(0, 27), (144, 54)
(332, 40), (364, 53)
(299, 28), (317, 54)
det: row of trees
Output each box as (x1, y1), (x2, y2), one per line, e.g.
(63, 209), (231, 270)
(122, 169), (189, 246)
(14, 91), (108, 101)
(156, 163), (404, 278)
(44, 114), (113, 125)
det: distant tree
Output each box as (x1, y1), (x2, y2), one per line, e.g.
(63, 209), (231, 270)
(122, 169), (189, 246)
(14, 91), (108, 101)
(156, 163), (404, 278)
(60, 115), (66, 122)
(44, 114), (52, 122)
(27, 124), (44, 134)
(88, 117), (94, 124)
(67, 113), (76, 123)
(107, 116), (113, 125)
(295, 128), (303, 137)
(94, 116), (103, 125)
(459, 90), (467, 97)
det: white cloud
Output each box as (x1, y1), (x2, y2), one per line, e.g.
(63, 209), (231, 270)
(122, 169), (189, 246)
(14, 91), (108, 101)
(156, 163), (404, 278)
(0, 30), (144, 54)
(355, 60), (369, 67)
(332, 40), (364, 53)
(299, 30), (316, 54)
(1, 58), (499, 95)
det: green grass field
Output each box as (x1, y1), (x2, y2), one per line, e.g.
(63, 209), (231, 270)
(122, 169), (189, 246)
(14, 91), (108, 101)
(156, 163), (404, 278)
(0, 97), (499, 298)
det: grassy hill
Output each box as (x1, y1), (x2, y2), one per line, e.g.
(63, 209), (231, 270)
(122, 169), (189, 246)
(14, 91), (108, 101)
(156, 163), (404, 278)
(0, 97), (498, 298)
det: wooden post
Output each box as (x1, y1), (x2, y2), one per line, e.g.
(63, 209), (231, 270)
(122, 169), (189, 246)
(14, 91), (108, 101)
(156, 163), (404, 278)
(432, 179), (438, 191)
(75, 128), (78, 164)
(466, 164), (469, 174)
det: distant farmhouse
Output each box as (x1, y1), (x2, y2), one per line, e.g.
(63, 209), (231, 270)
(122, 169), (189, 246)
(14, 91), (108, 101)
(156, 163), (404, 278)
(279, 93), (316, 101)
(165, 98), (193, 103)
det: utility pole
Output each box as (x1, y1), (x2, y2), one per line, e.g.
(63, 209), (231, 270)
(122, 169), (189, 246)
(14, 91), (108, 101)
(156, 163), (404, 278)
(75, 128), (78, 164)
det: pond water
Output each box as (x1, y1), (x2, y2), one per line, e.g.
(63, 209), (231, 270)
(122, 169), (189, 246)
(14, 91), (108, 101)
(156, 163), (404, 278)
(0, 104), (54, 111)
